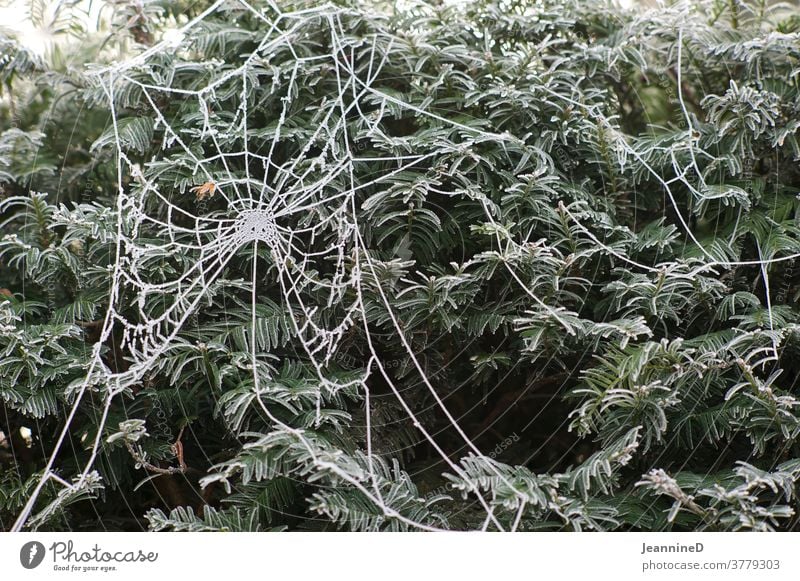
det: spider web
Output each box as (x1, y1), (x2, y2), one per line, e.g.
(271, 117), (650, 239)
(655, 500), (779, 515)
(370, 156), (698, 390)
(11, 0), (791, 532)
(12, 0), (546, 532)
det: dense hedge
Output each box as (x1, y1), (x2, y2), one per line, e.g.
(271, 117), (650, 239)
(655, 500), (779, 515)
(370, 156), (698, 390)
(2, 0), (800, 531)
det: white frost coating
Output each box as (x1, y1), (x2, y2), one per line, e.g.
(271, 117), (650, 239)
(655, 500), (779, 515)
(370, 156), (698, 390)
(13, 1), (772, 532)
(12, 0), (529, 532)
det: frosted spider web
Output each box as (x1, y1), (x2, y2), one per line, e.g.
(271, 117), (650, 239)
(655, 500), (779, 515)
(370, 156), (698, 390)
(13, 0), (547, 532)
(11, 0), (793, 532)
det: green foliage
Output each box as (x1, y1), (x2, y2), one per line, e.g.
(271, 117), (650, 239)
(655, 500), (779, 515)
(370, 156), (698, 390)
(2, 0), (800, 532)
